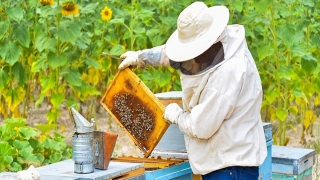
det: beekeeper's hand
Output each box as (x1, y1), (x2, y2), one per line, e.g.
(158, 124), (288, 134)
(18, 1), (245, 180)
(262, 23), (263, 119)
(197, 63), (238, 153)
(119, 51), (145, 70)
(164, 103), (183, 124)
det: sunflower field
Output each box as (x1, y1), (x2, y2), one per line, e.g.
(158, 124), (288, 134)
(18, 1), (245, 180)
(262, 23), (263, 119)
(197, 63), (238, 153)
(0, 0), (320, 172)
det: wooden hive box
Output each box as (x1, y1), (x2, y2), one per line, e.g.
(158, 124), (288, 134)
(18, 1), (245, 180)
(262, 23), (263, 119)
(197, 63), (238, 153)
(272, 145), (315, 180)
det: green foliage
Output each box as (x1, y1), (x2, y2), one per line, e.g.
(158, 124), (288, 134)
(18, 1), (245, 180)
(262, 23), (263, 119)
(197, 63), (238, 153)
(0, 0), (319, 149)
(0, 118), (71, 172)
(219, 0), (320, 145)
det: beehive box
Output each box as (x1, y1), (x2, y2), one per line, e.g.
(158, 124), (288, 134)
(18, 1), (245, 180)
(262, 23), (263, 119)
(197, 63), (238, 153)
(272, 146), (315, 180)
(112, 157), (193, 180)
(151, 91), (187, 159)
(34, 159), (145, 180)
(100, 68), (170, 157)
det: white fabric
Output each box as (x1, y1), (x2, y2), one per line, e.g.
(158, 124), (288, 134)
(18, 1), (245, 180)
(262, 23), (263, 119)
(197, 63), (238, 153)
(163, 25), (267, 174)
(165, 2), (229, 61)
(164, 103), (183, 124)
(179, 25), (267, 174)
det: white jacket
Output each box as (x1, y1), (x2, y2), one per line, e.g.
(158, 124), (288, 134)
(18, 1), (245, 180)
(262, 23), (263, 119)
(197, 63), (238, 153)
(143, 24), (267, 175)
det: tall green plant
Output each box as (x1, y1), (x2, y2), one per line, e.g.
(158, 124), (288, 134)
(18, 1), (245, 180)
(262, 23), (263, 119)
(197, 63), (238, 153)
(216, 0), (320, 145)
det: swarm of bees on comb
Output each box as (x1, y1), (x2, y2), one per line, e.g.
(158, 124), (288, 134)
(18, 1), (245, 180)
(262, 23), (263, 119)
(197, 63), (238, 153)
(113, 93), (154, 141)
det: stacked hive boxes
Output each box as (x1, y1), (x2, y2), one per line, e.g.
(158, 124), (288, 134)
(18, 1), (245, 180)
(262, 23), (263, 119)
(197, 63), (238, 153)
(272, 145), (315, 180)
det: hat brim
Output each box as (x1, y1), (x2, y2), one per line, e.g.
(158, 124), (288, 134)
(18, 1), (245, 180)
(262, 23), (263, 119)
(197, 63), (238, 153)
(165, 6), (229, 62)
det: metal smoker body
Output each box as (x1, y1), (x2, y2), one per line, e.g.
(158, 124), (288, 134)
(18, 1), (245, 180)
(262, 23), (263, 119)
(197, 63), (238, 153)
(70, 107), (95, 174)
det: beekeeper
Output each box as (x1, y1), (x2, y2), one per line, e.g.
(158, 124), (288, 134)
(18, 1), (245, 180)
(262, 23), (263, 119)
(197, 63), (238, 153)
(118, 1), (267, 179)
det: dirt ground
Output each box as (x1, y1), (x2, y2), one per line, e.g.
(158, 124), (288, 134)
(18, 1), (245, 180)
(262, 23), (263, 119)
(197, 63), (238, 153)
(1, 102), (320, 178)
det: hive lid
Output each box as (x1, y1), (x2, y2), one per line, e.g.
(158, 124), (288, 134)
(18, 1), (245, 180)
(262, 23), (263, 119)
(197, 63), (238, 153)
(100, 68), (170, 157)
(155, 91), (183, 106)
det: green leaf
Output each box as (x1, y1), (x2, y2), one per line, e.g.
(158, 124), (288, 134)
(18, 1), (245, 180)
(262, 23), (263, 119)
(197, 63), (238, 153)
(8, 162), (22, 172)
(277, 66), (294, 80)
(291, 44), (309, 57)
(275, 110), (288, 122)
(47, 52), (68, 69)
(57, 22), (81, 43)
(32, 58), (47, 72)
(240, 10), (258, 24)
(35, 94), (45, 107)
(12, 24), (31, 48)
(35, 33), (57, 52)
(5, 88), (25, 111)
(80, 2), (99, 14)
(34, 124), (56, 134)
(0, 141), (17, 156)
(46, 111), (58, 124)
(253, 0), (272, 14)
(19, 149), (40, 164)
(6, 7), (23, 23)
(4, 118), (26, 127)
(66, 97), (77, 107)
(301, 55), (317, 74)
(257, 44), (273, 61)
(13, 140), (33, 152)
(154, 69), (171, 87)
(85, 57), (101, 68)
(265, 90), (279, 104)
(51, 93), (64, 109)
(311, 33), (320, 47)
(29, 138), (43, 151)
(139, 70), (154, 81)
(34, 153), (44, 164)
(0, 69), (9, 91)
(43, 138), (57, 150)
(49, 153), (62, 163)
(3, 156), (13, 166)
(138, 9), (154, 19)
(64, 68), (82, 87)
(40, 76), (56, 93)
(299, 0), (314, 7)
(0, 42), (21, 65)
(276, 24), (296, 48)
(234, 0), (243, 12)
(0, 21), (9, 40)
(20, 127), (40, 140)
(110, 44), (124, 56)
(146, 29), (166, 46)
(293, 88), (308, 102)
(27, 0), (39, 8)
(37, 5), (61, 17)
(13, 62), (27, 84)
(86, 85), (100, 96)
(109, 18), (125, 25)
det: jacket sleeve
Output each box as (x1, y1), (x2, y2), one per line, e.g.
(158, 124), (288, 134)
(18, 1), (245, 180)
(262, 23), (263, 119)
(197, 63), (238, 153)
(177, 87), (235, 140)
(138, 45), (170, 66)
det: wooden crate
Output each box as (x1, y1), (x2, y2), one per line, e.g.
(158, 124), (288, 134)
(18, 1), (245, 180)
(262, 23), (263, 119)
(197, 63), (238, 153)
(259, 140), (273, 180)
(112, 157), (193, 180)
(272, 146), (316, 180)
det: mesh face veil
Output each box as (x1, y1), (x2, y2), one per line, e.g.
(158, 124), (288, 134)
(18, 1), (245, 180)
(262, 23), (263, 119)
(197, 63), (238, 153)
(169, 46), (224, 75)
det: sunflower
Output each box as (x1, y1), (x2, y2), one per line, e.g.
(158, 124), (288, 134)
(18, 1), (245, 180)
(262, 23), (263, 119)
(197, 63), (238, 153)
(61, 1), (79, 16)
(39, 0), (54, 6)
(100, 6), (112, 21)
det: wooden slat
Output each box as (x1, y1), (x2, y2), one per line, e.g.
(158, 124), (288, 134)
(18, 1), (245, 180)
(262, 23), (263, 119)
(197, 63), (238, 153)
(108, 167), (145, 180)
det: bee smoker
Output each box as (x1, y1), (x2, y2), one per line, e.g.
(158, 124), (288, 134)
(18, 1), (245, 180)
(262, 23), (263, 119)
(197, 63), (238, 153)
(70, 106), (118, 173)
(70, 107), (95, 174)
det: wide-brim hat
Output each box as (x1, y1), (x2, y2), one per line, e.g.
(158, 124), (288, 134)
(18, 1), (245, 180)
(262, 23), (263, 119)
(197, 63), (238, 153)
(165, 2), (229, 62)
